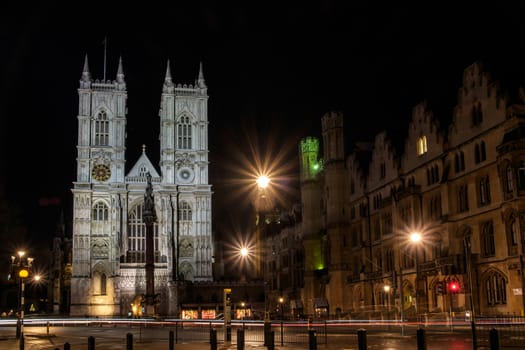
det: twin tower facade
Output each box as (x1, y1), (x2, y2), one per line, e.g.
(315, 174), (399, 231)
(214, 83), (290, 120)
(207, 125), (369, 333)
(70, 56), (213, 316)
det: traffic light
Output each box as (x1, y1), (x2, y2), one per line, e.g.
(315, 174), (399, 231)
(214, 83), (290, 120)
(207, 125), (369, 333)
(448, 281), (460, 293)
(18, 268), (29, 279)
(224, 288), (232, 306)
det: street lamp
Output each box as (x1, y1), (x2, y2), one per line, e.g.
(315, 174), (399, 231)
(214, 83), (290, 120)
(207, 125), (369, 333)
(256, 175), (270, 190)
(410, 232), (422, 325)
(240, 246), (249, 282)
(256, 174), (272, 345)
(10, 250), (34, 347)
(279, 296), (284, 346)
(241, 301), (246, 328)
(383, 285), (391, 315)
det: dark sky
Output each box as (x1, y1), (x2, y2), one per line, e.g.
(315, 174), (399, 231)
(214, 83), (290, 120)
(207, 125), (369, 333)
(3, 2), (525, 242)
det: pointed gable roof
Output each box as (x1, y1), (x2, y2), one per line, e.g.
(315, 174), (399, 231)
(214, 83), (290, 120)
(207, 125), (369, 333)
(126, 145), (160, 179)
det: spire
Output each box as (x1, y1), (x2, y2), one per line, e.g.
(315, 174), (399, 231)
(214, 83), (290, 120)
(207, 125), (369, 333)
(197, 61), (207, 88)
(163, 60), (174, 93)
(80, 54), (91, 88)
(116, 56), (125, 83)
(115, 55), (126, 90)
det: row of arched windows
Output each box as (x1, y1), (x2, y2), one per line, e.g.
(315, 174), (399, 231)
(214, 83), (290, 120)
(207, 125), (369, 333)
(94, 110), (193, 149)
(91, 199), (193, 264)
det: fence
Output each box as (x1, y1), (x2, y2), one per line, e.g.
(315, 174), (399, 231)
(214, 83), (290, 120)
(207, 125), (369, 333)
(475, 316), (525, 349)
(9, 316), (525, 349)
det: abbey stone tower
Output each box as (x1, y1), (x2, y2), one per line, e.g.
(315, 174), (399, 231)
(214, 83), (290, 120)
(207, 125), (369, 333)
(70, 56), (213, 316)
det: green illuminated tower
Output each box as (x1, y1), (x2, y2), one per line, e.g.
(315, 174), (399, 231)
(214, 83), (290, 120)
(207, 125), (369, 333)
(299, 136), (324, 315)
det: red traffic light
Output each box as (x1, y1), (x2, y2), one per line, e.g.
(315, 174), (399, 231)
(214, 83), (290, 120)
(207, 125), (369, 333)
(448, 281), (460, 293)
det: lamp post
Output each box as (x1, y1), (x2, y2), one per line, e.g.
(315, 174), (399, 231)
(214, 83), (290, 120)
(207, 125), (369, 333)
(410, 232), (422, 325)
(279, 296), (284, 346)
(384, 285), (391, 330)
(10, 250), (34, 349)
(241, 301), (246, 329)
(256, 175), (272, 345)
(143, 172), (158, 316)
(240, 246), (249, 282)
(383, 285), (391, 316)
(464, 236), (478, 350)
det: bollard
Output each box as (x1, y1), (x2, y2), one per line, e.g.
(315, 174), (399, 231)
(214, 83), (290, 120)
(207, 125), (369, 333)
(210, 329), (217, 350)
(226, 324), (232, 342)
(16, 319), (21, 339)
(308, 329), (317, 350)
(489, 328), (499, 350)
(19, 334), (24, 350)
(416, 328), (427, 350)
(175, 321), (179, 344)
(357, 329), (367, 350)
(64, 342), (70, 350)
(267, 330), (275, 350)
(88, 336), (95, 350)
(126, 333), (133, 350)
(47, 321), (50, 337)
(264, 319), (271, 346)
(169, 330), (174, 350)
(237, 328), (244, 350)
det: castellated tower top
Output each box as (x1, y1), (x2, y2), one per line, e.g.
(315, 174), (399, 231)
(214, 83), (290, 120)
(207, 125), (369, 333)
(79, 54), (126, 91)
(321, 111), (344, 163)
(299, 137), (323, 181)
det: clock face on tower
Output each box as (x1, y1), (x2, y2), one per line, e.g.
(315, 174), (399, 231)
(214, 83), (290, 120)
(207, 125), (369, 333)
(177, 167), (194, 183)
(92, 164), (111, 182)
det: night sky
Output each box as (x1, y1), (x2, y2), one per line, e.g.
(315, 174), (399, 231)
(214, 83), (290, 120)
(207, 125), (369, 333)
(3, 2), (525, 246)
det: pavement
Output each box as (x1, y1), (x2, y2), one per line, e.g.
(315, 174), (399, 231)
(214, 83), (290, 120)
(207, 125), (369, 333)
(0, 331), (312, 350)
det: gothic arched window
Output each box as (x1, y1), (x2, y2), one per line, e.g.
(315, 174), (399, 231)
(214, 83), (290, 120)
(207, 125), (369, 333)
(94, 110), (109, 146)
(177, 115), (192, 149)
(478, 176), (491, 206)
(506, 165), (514, 192)
(126, 203), (159, 263)
(417, 136), (427, 156)
(484, 271), (507, 306)
(481, 220), (495, 257)
(179, 201), (192, 221)
(480, 141), (486, 161)
(139, 165), (148, 177)
(92, 202), (109, 221)
(100, 273), (107, 295)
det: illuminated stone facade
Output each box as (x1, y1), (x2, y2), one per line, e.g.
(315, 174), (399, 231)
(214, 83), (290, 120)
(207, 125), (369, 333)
(70, 57), (213, 316)
(265, 61), (525, 319)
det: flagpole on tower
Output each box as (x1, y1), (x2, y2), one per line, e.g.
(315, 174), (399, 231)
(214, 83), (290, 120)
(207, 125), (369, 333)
(103, 36), (107, 81)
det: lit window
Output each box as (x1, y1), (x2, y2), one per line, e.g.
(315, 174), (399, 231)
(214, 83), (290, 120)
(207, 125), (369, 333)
(416, 136), (427, 156)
